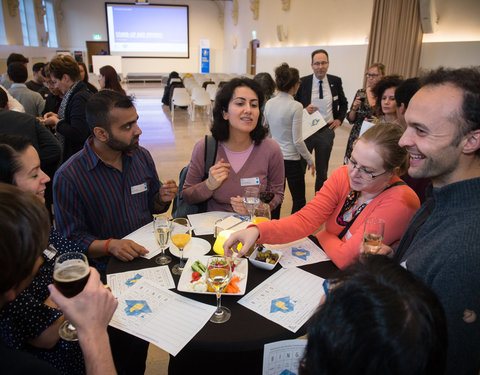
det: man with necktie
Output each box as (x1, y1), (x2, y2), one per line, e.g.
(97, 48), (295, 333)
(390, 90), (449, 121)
(295, 49), (348, 192)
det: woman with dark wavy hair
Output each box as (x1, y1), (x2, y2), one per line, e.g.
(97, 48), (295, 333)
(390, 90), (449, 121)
(182, 77), (284, 214)
(78, 62), (98, 94)
(99, 65), (126, 95)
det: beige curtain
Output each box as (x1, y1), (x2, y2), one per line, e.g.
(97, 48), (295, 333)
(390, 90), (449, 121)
(365, 0), (423, 79)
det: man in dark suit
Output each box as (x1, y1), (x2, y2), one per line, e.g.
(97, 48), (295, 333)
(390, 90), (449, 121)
(295, 49), (348, 191)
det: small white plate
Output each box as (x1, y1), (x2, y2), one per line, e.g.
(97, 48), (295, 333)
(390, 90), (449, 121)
(177, 255), (248, 296)
(168, 237), (211, 258)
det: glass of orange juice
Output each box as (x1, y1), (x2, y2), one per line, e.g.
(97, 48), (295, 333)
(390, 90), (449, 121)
(171, 218), (192, 275)
(252, 202), (271, 225)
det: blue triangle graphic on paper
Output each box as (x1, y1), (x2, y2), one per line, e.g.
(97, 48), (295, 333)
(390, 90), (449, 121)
(270, 296), (295, 313)
(125, 273), (143, 287)
(291, 247), (310, 260)
(125, 300), (152, 316)
(280, 370), (296, 375)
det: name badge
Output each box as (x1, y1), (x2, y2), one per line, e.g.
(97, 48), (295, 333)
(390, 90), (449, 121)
(43, 245), (57, 260)
(333, 95), (339, 101)
(131, 182), (147, 195)
(240, 177), (259, 187)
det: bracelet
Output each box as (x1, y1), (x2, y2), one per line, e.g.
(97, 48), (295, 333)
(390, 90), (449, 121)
(105, 238), (113, 255)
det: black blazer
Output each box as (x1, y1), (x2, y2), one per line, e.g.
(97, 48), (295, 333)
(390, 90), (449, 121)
(294, 74), (348, 123)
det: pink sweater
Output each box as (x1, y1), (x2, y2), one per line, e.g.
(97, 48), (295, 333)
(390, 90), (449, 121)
(256, 166), (420, 269)
(183, 137), (285, 213)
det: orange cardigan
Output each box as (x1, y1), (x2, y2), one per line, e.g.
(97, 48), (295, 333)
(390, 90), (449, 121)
(256, 166), (420, 269)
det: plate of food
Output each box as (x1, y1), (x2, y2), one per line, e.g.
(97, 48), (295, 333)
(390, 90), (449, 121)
(168, 237), (211, 258)
(177, 255), (248, 296)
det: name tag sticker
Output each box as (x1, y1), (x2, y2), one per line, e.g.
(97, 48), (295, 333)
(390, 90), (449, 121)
(333, 95), (339, 101)
(131, 182), (147, 195)
(240, 177), (260, 187)
(43, 245), (57, 260)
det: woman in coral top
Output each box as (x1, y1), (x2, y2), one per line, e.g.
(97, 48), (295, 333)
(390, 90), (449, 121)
(224, 123), (420, 269)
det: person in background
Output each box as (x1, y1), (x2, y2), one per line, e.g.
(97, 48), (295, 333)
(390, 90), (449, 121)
(299, 255), (447, 375)
(372, 75), (403, 123)
(78, 62), (98, 94)
(265, 63), (315, 214)
(0, 183), (117, 375)
(0, 53), (28, 89)
(253, 72), (276, 103)
(225, 123), (420, 269)
(182, 77), (284, 215)
(295, 49), (348, 192)
(99, 65), (126, 95)
(26, 62), (50, 99)
(42, 63), (64, 116)
(0, 134), (86, 374)
(7, 62), (45, 117)
(393, 77), (430, 204)
(344, 62), (385, 159)
(43, 55), (92, 161)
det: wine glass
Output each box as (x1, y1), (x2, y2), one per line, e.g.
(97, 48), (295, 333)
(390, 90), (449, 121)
(206, 256), (232, 323)
(243, 186), (260, 221)
(171, 218), (192, 275)
(53, 252), (90, 341)
(153, 214), (171, 265)
(259, 184), (274, 204)
(363, 217), (385, 254)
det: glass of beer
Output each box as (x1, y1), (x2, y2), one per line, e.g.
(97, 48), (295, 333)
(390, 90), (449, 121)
(153, 214), (172, 265)
(171, 218), (192, 275)
(363, 217), (385, 254)
(53, 252), (90, 341)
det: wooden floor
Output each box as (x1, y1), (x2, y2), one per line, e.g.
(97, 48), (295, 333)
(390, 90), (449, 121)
(124, 82), (351, 374)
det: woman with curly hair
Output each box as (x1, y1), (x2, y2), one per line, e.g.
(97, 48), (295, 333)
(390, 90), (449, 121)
(372, 75), (403, 123)
(182, 77), (284, 214)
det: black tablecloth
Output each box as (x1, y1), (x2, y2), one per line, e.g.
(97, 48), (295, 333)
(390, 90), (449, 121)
(107, 235), (339, 373)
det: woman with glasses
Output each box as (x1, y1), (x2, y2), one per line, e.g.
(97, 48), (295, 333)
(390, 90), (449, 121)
(224, 123), (420, 269)
(344, 63), (385, 160)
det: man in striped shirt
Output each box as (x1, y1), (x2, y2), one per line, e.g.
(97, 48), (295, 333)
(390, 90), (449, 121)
(53, 90), (177, 375)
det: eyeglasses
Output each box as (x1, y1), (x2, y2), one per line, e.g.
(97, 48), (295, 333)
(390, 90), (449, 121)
(345, 157), (388, 180)
(312, 61), (329, 67)
(365, 73), (379, 78)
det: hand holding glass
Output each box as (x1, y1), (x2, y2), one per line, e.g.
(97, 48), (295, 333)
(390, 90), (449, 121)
(363, 217), (385, 254)
(153, 214), (171, 265)
(53, 252), (90, 341)
(206, 256), (232, 323)
(171, 218), (192, 275)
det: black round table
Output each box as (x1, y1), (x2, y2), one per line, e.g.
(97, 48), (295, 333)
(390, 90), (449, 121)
(107, 235), (339, 374)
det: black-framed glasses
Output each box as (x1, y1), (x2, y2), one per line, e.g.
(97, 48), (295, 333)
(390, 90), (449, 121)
(345, 157), (388, 180)
(365, 73), (379, 78)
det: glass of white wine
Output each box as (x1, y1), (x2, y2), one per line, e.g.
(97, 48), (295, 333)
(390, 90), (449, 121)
(243, 186), (260, 221)
(153, 214), (171, 265)
(363, 217), (385, 254)
(206, 256), (232, 323)
(171, 218), (192, 275)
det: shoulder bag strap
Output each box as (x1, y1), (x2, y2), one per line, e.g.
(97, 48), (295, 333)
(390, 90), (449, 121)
(203, 135), (218, 180)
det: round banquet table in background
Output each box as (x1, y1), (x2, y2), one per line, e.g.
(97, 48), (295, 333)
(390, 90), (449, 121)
(107, 235), (339, 374)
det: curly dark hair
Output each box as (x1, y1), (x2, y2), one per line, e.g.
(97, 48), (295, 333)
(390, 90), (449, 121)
(372, 75), (403, 117)
(211, 77), (267, 145)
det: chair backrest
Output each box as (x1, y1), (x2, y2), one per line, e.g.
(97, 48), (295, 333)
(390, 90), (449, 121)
(171, 87), (191, 106)
(206, 84), (218, 101)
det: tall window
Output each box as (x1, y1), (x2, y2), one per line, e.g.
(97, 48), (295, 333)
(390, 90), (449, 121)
(43, 0), (58, 47)
(19, 0), (39, 46)
(0, 4), (7, 45)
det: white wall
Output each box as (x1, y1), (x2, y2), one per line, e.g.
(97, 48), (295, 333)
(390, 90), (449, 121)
(57, 0), (225, 74)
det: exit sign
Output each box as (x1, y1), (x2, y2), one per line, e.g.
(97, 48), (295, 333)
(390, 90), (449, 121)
(93, 34), (102, 40)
